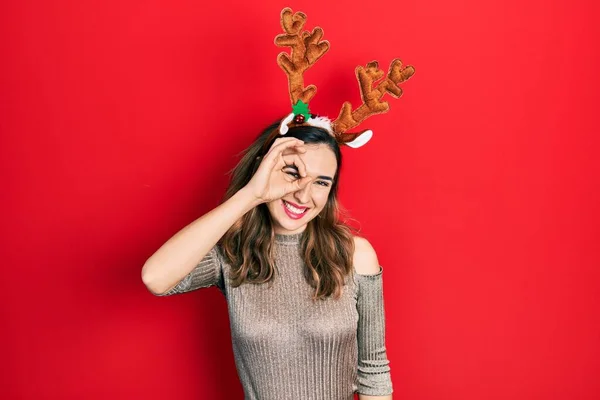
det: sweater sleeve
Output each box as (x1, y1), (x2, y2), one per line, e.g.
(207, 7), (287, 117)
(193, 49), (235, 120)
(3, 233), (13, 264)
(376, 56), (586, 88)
(354, 265), (393, 395)
(157, 245), (224, 296)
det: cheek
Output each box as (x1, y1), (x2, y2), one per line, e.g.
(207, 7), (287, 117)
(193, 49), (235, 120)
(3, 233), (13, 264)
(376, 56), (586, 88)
(312, 191), (330, 209)
(266, 201), (278, 216)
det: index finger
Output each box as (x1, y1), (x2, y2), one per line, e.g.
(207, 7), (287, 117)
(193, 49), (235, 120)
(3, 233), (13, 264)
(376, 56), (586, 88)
(265, 138), (305, 161)
(282, 153), (308, 178)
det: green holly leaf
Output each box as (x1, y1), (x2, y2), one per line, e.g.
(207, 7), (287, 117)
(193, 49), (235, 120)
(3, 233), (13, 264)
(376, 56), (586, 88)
(292, 100), (312, 119)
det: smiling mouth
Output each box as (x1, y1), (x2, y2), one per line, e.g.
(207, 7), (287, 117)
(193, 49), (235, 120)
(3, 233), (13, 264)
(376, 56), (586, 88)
(282, 199), (310, 218)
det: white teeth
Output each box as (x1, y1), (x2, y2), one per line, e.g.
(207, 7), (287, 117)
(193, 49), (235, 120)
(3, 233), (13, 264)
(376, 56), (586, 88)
(283, 200), (307, 214)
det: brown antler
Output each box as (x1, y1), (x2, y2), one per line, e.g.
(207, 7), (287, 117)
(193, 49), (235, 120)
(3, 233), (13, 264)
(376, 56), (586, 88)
(274, 7), (330, 105)
(332, 58), (415, 138)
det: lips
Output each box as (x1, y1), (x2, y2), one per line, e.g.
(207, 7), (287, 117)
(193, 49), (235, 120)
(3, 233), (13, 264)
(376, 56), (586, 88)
(283, 200), (308, 211)
(282, 199), (310, 220)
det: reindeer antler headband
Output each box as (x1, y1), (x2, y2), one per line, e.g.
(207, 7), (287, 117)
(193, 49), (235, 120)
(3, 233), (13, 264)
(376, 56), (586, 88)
(272, 7), (415, 149)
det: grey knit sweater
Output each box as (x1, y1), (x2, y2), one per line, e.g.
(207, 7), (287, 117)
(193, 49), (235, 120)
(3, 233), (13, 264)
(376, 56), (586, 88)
(159, 231), (393, 399)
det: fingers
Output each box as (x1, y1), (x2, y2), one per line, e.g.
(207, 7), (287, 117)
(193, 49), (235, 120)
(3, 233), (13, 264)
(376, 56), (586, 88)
(281, 153), (307, 177)
(296, 176), (314, 190)
(264, 137), (306, 167)
(285, 176), (314, 195)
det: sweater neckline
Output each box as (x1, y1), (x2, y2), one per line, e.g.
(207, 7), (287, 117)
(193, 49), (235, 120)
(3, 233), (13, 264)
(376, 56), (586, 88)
(274, 231), (303, 244)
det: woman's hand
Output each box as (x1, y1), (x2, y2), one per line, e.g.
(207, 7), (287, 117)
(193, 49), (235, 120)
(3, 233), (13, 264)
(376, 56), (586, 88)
(245, 137), (314, 204)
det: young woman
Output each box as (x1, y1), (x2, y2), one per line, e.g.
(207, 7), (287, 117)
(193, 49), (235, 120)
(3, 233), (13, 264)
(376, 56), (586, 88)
(141, 120), (394, 399)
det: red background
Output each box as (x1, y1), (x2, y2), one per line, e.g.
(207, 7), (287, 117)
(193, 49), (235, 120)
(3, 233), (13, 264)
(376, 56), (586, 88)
(2, 0), (599, 399)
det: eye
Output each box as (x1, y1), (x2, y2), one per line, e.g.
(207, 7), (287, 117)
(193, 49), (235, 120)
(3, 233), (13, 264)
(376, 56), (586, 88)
(286, 172), (329, 187)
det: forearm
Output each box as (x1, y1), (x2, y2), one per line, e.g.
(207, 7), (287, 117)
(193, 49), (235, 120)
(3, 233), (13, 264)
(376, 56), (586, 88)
(141, 187), (261, 294)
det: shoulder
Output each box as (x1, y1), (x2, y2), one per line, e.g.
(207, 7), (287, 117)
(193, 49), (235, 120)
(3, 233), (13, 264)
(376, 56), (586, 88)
(352, 235), (381, 275)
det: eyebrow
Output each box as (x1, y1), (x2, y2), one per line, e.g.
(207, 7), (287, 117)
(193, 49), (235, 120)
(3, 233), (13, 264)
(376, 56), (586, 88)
(284, 164), (334, 181)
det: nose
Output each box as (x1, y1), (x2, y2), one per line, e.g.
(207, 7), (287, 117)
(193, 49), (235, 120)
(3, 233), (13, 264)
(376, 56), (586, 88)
(293, 180), (312, 204)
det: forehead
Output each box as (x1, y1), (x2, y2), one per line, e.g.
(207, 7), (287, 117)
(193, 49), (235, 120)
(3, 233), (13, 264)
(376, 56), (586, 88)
(300, 143), (337, 177)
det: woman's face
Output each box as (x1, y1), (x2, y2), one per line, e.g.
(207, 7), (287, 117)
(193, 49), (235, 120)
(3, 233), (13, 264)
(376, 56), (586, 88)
(266, 143), (338, 235)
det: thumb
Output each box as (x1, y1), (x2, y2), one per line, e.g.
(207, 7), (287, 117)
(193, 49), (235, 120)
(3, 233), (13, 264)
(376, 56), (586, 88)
(298, 176), (314, 189)
(289, 176), (313, 193)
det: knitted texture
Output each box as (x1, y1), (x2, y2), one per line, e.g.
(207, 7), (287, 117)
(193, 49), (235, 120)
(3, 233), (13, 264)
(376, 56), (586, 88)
(160, 231), (393, 399)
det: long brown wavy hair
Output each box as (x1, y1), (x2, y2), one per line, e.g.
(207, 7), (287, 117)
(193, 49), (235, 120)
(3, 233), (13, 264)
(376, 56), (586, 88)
(217, 119), (360, 301)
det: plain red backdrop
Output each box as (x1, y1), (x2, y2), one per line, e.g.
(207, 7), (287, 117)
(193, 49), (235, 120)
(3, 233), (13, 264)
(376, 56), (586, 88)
(1, 0), (599, 399)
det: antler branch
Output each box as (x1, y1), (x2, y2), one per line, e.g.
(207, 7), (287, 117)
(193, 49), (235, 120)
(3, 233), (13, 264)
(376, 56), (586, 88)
(274, 7), (330, 105)
(332, 58), (415, 136)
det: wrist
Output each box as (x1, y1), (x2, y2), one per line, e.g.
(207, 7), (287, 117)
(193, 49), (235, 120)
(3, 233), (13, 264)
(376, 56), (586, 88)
(238, 186), (264, 209)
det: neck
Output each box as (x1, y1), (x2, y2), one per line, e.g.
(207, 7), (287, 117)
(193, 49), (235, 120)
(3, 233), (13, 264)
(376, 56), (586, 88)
(274, 231), (303, 244)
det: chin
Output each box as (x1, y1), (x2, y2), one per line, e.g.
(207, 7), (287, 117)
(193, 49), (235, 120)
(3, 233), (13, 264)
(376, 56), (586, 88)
(273, 213), (313, 231)
(268, 204), (316, 233)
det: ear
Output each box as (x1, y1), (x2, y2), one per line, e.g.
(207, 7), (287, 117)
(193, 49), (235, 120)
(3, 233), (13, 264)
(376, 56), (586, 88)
(344, 130), (373, 148)
(279, 112), (295, 134)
